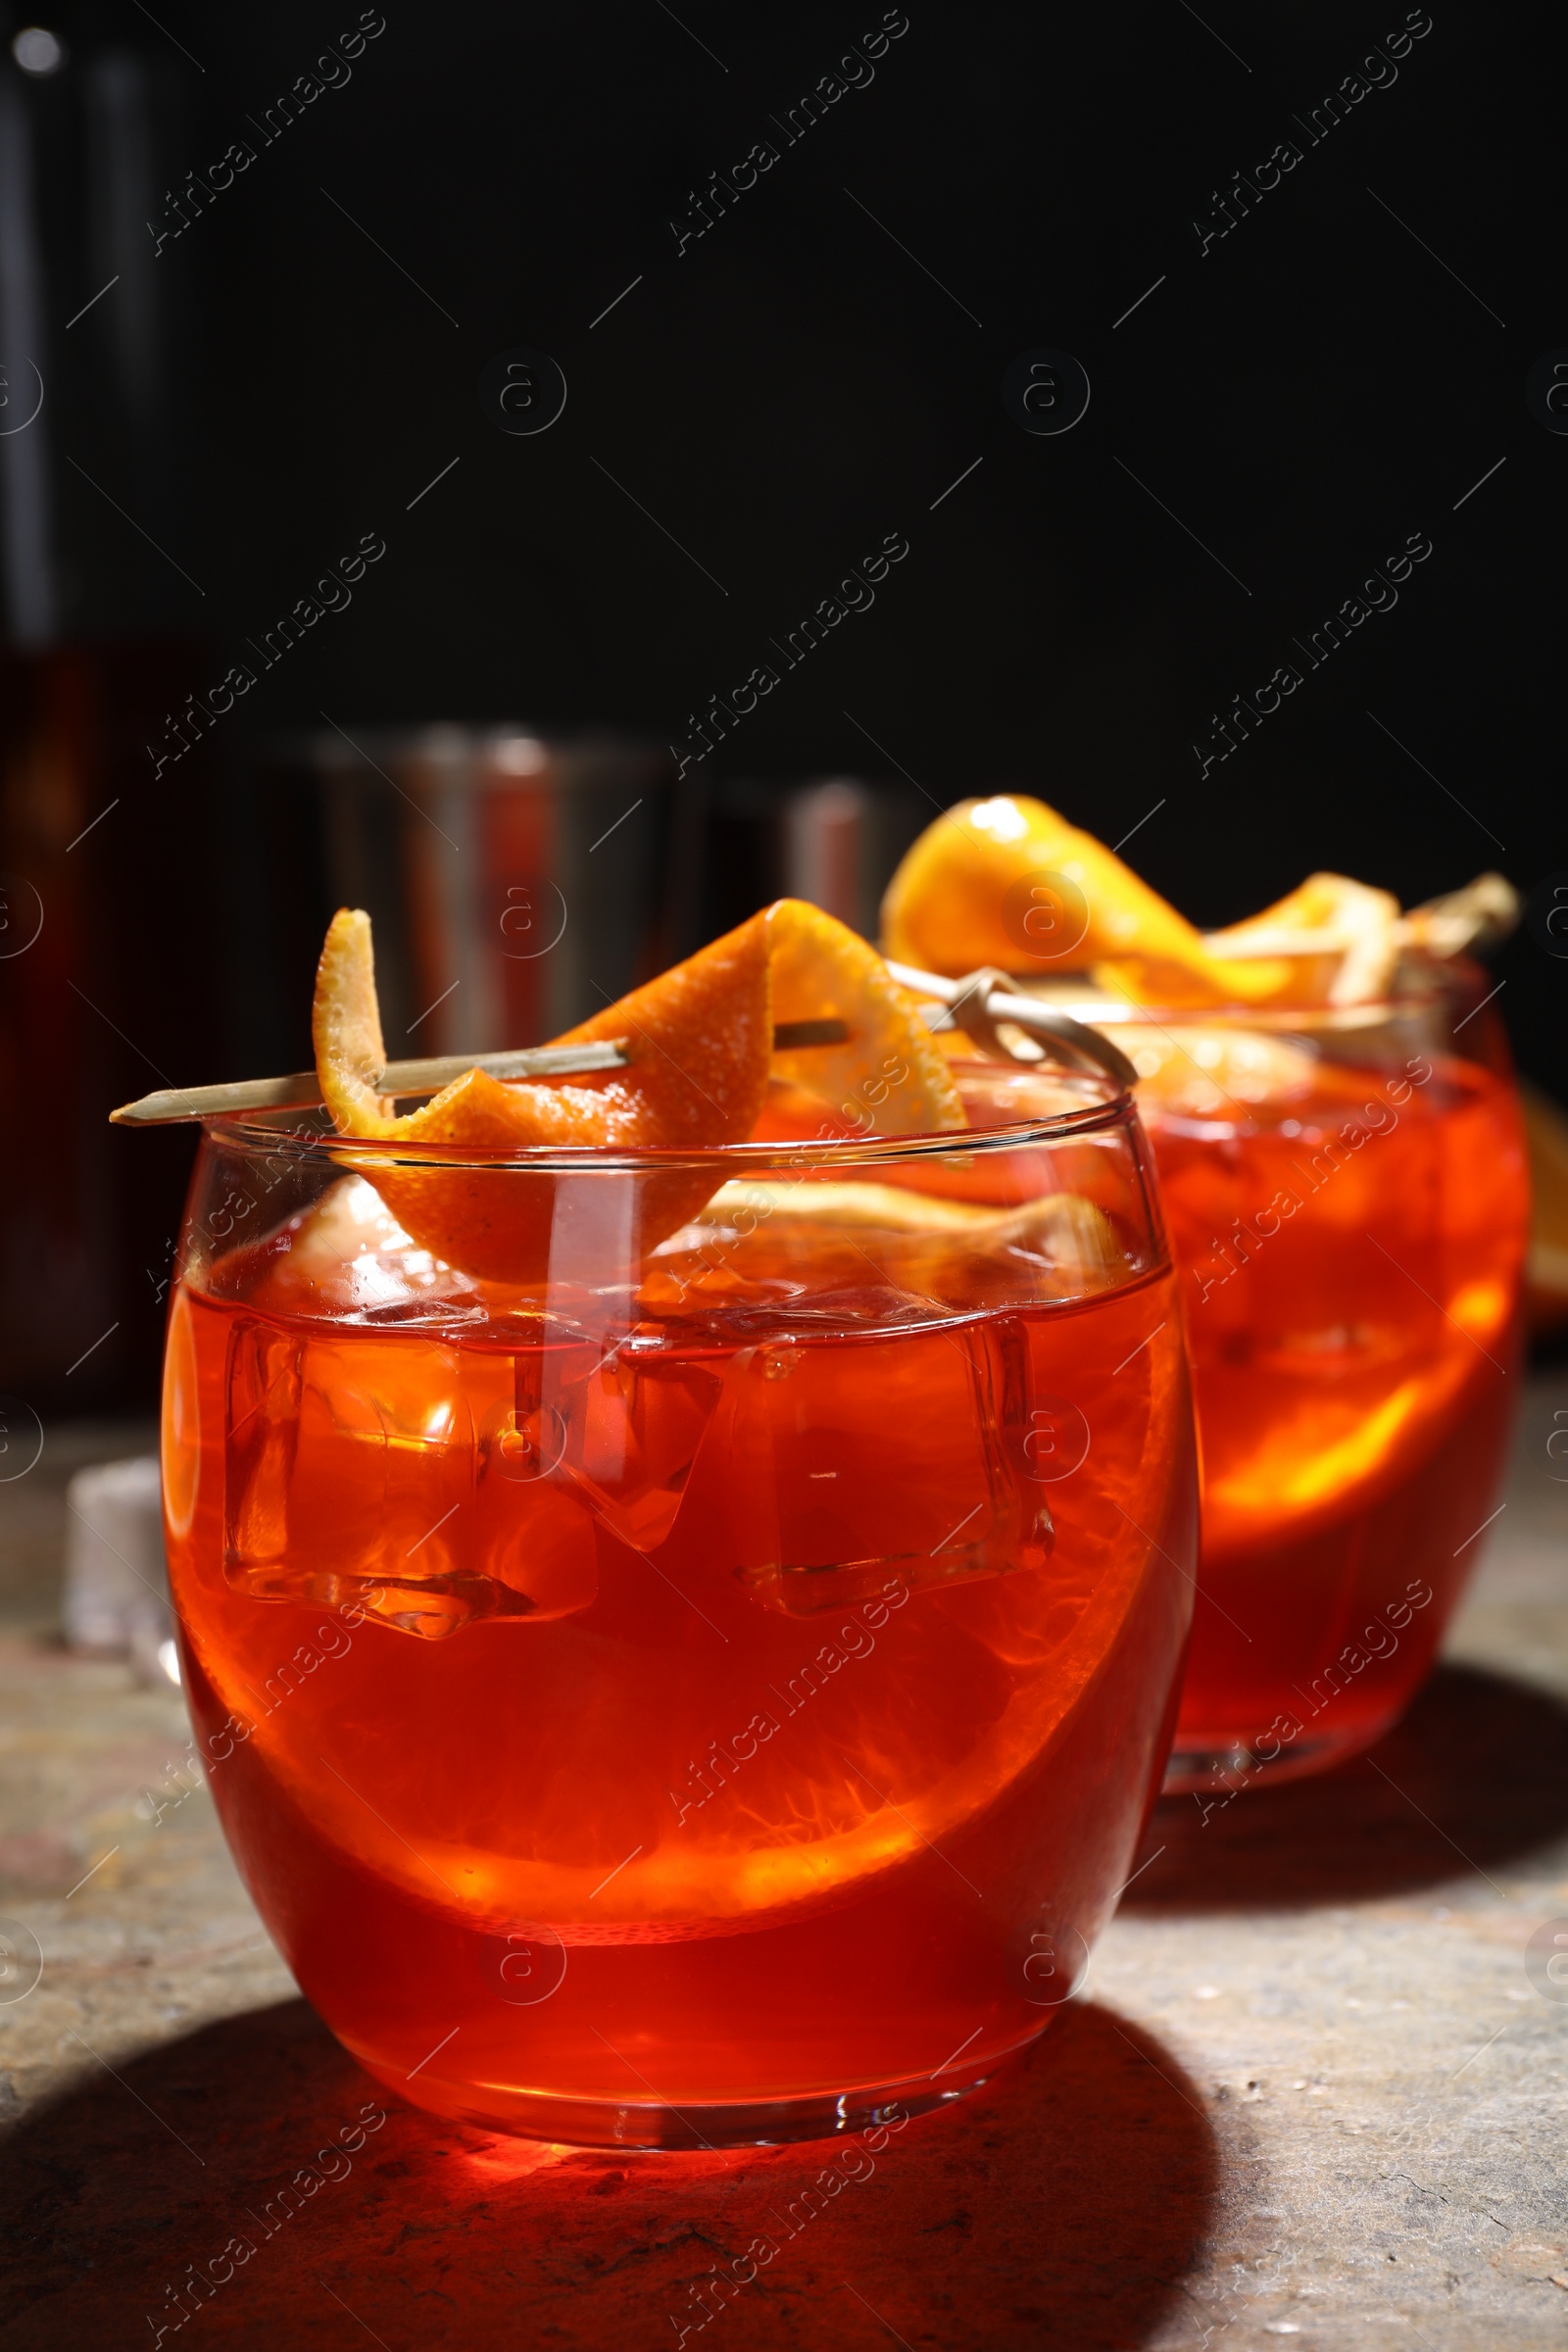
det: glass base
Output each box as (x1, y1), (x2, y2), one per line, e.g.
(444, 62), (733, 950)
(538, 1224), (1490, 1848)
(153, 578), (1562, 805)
(353, 2041), (1034, 2149)
(1162, 1707), (1399, 1796)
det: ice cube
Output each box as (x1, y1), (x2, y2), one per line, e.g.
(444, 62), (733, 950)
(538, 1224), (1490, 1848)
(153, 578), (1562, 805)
(224, 1322), (599, 1634)
(693, 1319), (1053, 1616)
(224, 1317), (303, 1579)
(252, 1176), (486, 1321)
(469, 1349), (599, 1618)
(224, 1322), (471, 1586)
(560, 1335), (724, 1552)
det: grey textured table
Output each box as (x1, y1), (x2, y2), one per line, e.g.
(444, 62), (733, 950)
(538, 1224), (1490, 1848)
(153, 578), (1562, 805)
(2, 1388), (1566, 2350)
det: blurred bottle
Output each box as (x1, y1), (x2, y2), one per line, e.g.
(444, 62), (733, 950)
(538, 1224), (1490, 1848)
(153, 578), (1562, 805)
(0, 25), (214, 1411)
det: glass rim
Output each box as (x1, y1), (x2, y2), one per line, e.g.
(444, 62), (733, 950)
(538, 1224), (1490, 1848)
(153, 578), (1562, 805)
(1007, 966), (1461, 1033)
(200, 1066), (1137, 1173)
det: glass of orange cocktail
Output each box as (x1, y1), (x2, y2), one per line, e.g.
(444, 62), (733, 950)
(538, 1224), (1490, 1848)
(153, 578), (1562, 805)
(154, 905), (1196, 2147)
(1095, 969), (1526, 1787)
(881, 799), (1531, 1792)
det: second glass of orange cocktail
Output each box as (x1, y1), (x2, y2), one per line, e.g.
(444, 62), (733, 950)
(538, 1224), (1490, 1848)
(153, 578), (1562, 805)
(151, 898), (1196, 2145)
(883, 802), (1530, 1789)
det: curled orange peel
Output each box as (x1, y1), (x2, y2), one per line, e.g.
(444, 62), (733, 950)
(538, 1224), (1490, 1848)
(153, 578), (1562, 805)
(881, 795), (1289, 1005)
(879, 795), (1410, 1007)
(312, 900), (963, 1283)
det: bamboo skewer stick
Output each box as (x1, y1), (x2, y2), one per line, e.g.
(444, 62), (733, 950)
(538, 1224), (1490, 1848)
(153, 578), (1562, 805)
(110, 1040), (633, 1125)
(108, 954), (1147, 1128)
(111, 1022), (854, 1126)
(1198, 874), (1519, 961)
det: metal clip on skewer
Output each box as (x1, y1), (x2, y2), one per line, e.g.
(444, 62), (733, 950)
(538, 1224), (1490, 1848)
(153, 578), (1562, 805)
(885, 961), (1139, 1093)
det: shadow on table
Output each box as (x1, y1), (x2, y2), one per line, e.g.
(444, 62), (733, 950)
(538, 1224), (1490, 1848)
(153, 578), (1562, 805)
(1128, 1661), (1568, 1911)
(0, 1993), (1215, 2351)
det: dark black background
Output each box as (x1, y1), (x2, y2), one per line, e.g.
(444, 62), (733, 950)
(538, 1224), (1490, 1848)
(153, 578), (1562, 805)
(36, 3), (1568, 1012)
(3, 0), (1563, 1400)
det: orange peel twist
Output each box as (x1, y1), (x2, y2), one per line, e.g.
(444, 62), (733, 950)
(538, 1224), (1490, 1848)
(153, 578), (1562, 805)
(312, 899), (964, 1283)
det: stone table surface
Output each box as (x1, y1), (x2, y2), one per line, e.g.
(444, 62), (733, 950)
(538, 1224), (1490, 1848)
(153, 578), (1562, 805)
(3, 1388), (1567, 2352)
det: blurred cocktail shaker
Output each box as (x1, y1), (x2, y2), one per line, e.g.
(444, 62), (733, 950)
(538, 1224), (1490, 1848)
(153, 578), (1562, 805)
(242, 726), (691, 1055)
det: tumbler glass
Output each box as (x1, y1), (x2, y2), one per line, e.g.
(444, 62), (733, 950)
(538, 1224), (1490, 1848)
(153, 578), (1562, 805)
(161, 1063), (1196, 2146)
(1087, 964), (1528, 1789)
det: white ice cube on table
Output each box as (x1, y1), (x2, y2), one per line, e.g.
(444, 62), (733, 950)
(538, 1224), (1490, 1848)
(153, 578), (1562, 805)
(63, 1456), (176, 1684)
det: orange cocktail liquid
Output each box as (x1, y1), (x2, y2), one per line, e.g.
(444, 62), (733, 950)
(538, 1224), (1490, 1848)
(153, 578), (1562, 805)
(162, 1155), (1193, 2143)
(1148, 1048), (1527, 1782)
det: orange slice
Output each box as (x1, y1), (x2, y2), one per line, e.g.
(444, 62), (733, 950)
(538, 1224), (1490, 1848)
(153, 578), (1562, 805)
(880, 794), (1291, 1006)
(312, 900), (962, 1284)
(691, 1178), (1119, 1304)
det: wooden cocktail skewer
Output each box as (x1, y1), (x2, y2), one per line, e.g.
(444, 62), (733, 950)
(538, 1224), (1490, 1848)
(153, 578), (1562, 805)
(109, 1020), (854, 1126)
(109, 870), (1515, 1126)
(1197, 873), (1519, 961)
(110, 1040), (636, 1125)
(109, 958), (1146, 1128)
